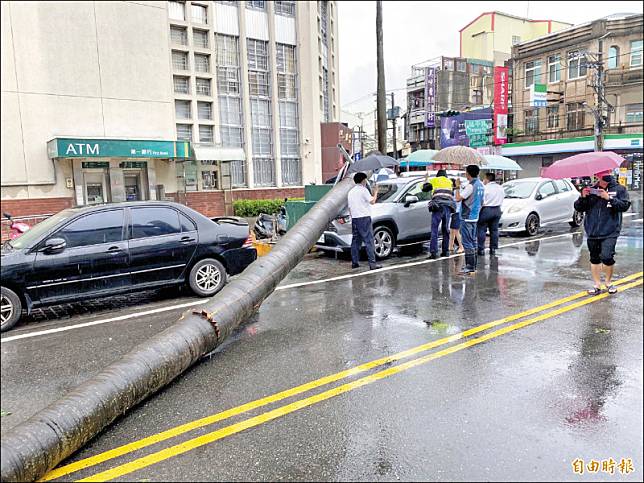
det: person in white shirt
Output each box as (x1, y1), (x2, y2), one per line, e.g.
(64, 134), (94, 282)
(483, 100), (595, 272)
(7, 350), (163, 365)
(347, 172), (381, 270)
(476, 172), (505, 256)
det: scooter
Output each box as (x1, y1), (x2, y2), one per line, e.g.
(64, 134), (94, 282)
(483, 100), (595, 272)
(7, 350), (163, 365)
(253, 207), (288, 241)
(3, 213), (30, 240)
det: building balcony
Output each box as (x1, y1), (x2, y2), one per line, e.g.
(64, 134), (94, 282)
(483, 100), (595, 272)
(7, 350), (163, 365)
(605, 68), (643, 87)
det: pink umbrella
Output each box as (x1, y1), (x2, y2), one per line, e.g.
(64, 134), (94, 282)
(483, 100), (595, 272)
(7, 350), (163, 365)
(540, 151), (625, 179)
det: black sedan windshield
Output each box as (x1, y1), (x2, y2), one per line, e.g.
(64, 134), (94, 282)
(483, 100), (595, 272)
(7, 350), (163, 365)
(7, 210), (75, 250)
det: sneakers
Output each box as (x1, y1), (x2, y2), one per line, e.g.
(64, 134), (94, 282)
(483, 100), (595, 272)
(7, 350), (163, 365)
(607, 285), (617, 294)
(369, 264), (383, 270)
(351, 264), (360, 269)
(587, 287), (602, 296)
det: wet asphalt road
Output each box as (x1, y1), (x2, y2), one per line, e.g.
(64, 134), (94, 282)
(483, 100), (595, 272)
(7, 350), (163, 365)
(1, 208), (643, 481)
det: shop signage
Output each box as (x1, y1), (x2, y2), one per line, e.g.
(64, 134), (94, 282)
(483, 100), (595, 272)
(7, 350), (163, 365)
(424, 67), (436, 128)
(530, 83), (547, 107)
(493, 66), (509, 145)
(47, 138), (190, 159)
(81, 162), (109, 169)
(440, 108), (492, 148)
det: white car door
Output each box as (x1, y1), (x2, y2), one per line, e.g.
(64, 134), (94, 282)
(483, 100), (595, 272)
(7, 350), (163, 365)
(553, 179), (576, 220)
(535, 181), (560, 223)
(396, 181), (432, 241)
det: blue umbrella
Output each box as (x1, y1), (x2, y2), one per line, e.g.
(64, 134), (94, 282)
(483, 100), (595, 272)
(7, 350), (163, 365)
(482, 154), (522, 171)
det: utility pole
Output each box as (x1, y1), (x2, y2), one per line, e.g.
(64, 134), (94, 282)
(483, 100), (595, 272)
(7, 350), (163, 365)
(376, 0), (387, 154)
(594, 35), (607, 152)
(390, 92), (397, 159)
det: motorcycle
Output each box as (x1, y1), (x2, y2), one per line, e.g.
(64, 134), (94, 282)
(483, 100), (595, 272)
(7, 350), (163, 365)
(253, 207), (288, 241)
(3, 213), (31, 240)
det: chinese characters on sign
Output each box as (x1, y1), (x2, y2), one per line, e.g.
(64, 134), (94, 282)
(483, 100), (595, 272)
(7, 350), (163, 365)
(571, 457), (634, 475)
(425, 67), (436, 128)
(493, 66), (509, 145)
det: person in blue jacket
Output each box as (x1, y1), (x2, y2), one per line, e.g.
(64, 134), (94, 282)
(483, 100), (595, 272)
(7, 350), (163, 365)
(573, 171), (630, 295)
(455, 164), (485, 274)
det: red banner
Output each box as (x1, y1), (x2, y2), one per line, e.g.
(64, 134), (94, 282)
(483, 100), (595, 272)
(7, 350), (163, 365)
(493, 66), (509, 145)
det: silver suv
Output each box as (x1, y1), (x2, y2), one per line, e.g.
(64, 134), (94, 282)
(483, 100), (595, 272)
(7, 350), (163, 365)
(315, 177), (437, 259)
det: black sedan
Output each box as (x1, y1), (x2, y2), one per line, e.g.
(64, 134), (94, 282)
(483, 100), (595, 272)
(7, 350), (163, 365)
(1, 202), (257, 332)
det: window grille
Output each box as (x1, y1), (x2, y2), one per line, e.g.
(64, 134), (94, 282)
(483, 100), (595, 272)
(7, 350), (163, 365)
(281, 158), (301, 185)
(274, 0), (295, 16)
(170, 26), (187, 45)
(247, 39), (268, 71)
(566, 103), (586, 130)
(172, 50), (188, 70)
(175, 100), (191, 119)
(248, 71), (270, 97)
(246, 0), (265, 10)
(196, 78), (211, 96)
(524, 60), (542, 88)
(168, 1), (185, 21)
(546, 106), (559, 129)
(194, 54), (210, 73)
(193, 29), (208, 48)
(197, 101), (212, 120)
(215, 35), (239, 66)
(220, 126), (243, 148)
(176, 124), (192, 140)
(524, 110), (539, 134)
(199, 125), (214, 143)
(191, 4), (207, 24)
(567, 52), (587, 80)
(229, 160), (246, 187)
(173, 76), (189, 94)
(253, 157), (275, 186)
(547, 55), (560, 83)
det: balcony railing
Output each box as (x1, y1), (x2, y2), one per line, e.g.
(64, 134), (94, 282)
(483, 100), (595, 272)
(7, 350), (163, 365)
(605, 68), (643, 86)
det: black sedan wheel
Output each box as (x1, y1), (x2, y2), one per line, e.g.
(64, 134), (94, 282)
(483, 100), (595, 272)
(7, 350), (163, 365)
(525, 213), (540, 236)
(189, 259), (227, 297)
(1, 287), (21, 332)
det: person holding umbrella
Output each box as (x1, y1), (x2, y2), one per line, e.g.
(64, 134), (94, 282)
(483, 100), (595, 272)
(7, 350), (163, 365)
(574, 170), (630, 295)
(454, 164), (485, 274)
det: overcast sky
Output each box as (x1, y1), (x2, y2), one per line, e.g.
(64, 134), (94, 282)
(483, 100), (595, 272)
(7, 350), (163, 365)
(337, 1), (644, 126)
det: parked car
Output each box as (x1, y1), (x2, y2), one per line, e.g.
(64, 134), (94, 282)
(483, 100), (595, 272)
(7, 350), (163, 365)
(500, 177), (584, 236)
(0, 202), (257, 332)
(316, 177), (439, 259)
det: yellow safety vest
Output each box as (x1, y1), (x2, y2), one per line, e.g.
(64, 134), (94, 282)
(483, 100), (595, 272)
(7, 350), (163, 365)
(430, 176), (454, 198)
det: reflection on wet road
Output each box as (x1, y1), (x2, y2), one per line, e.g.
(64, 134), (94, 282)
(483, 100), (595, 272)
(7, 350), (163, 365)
(2, 214), (643, 481)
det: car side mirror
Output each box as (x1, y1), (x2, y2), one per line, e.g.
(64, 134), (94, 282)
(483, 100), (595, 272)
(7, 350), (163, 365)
(535, 194), (543, 201)
(43, 237), (66, 253)
(404, 195), (419, 207)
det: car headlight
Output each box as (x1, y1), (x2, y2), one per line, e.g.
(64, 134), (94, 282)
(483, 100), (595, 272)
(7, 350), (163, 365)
(507, 204), (525, 214)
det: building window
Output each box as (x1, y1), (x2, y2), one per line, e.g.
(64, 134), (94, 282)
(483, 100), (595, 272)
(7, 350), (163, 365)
(170, 26), (187, 45)
(524, 60), (542, 88)
(281, 157), (301, 186)
(176, 124), (192, 141)
(567, 51), (587, 80)
(631, 40), (643, 67)
(220, 126), (243, 148)
(443, 58), (454, 71)
(248, 71), (270, 97)
(247, 39), (269, 71)
(512, 35), (521, 46)
(173, 76), (189, 94)
(253, 157), (274, 187)
(196, 77), (211, 96)
(524, 109), (539, 134)
(548, 54), (560, 83)
(246, 0), (265, 10)
(199, 125), (214, 143)
(456, 60), (467, 72)
(566, 102), (586, 130)
(274, 0), (295, 16)
(322, 67), (330, 121)
(168, 1), (185, 21)
(175, 100), (191, 119)
(625, 103), (643, 123)
(191, 4), (207, 24)
(193, 29), (209, 49)
(229, 160), (246, 187)
(216, 35), (243, 149)
(608, 46), (619, 69)
(194, 54), (210, 73)
(197, 101), (212, 120)
(546, 106), (559, 129)
(172, 50), (188, 70)
(250, 98), (271, 128)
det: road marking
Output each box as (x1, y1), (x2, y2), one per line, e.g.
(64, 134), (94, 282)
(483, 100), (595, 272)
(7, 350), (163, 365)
(3, 231), (589, 344)
(0, 301), (204, 344)
(623, 212), (638, 218)
(76, 279), (643, 482)
(40, 271), (644, 481)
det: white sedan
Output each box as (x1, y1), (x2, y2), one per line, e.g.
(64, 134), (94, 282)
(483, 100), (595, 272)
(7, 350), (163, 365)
(499, 177), (584, 236)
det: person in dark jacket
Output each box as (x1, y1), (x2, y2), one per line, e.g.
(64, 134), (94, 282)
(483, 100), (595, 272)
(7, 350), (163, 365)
(573, 172), (630, 295)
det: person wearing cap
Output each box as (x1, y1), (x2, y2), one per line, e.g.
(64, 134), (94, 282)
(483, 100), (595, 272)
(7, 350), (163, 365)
(426, 169), (456, 259)
(574, 171), (630, 295)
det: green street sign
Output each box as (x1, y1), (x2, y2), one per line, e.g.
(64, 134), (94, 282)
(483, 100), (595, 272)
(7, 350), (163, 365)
(468, 134), (490, 148)
(47, 138), (191, 159)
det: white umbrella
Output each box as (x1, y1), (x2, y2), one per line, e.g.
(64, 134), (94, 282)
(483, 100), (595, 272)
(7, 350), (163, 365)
(370, 168), (396, 183)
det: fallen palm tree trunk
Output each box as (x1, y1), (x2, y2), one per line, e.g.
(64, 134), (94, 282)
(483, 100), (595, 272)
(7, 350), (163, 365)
(0, 177), (354, 482)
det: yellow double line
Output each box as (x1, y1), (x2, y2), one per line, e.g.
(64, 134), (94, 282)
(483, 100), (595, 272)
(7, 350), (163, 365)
(41, 272), (643, 482)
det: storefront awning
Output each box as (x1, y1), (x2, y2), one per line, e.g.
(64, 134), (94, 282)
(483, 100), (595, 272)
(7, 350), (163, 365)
(192, 145), (245, 161)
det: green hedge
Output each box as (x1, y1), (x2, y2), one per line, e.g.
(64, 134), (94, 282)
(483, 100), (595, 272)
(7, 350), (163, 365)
(233, 198), (303, 217)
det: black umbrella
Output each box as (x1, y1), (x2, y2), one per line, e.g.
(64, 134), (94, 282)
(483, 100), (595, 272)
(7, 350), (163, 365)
(347, 153), (399, 173)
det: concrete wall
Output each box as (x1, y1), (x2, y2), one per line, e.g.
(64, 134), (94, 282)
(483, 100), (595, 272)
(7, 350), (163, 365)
(1, 1), (175, 200)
